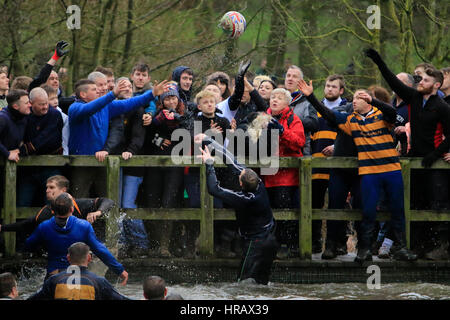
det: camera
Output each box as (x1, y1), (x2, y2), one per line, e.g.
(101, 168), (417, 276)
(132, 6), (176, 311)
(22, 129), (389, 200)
(168, 109), (182, 121)
(152, 133), (164, 147)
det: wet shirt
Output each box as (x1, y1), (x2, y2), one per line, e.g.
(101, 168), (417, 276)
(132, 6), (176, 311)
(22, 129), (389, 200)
(28, 266), (129, 300)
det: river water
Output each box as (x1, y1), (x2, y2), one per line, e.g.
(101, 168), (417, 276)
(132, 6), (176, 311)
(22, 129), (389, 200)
(15, 266), (450, 300)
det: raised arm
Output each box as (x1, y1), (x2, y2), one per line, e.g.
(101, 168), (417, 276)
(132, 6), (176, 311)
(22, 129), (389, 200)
(28, 41), (69, 91)
(228, 61), (251, 111)
(197, 145), (254, 208)
(357, 91), (397, 124)
(195, 133), (246, 175)
(68, 91), (116, 122)
(108, 80), (169, 119)
(365, 48), (418, 103)
(298, 79), (338, 125)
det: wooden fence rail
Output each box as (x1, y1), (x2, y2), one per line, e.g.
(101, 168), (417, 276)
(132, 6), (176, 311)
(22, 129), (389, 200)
(2, 155), (450, 259)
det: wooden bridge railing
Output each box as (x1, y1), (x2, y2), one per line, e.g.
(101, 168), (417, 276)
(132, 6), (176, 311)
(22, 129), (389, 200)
(2, 155), (450, 259)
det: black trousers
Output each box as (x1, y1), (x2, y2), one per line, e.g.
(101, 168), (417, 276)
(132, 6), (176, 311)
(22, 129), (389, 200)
(411, 169), (450, 251)
(238, 230), (279, 285)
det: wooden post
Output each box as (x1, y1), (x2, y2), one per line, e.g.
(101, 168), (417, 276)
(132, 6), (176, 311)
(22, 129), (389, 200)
(400, 159), (411, 248)
(299, 158), (312, 259)
(198, 164), (214, 257)
(106, 156), (120, 256)
(3, 161), (17, 257)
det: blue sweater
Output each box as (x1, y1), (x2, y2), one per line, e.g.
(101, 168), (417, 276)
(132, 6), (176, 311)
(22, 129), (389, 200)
(68, 90), (155, 155)
(25, 215), (124, 276)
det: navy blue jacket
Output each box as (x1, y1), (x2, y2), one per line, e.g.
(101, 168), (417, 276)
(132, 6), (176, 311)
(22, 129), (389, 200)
(28, 266), (129, 300)
(0, 106), (28, 158)
(25, 215), (124, 276)
(203, 138), (274, 239)
(20, 107), (63, 155)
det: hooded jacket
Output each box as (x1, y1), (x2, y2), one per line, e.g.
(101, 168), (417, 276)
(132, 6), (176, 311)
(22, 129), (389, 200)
(263, 106), (305, 188)
(25, 215), (124, 276)
(172, 66), (193, 104)
(0, 106), (28, 158)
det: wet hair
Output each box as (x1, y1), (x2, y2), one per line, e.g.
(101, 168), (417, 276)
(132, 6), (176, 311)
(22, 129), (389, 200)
(143, 276), (166, 300)
(131, 63), (150, 75)
(325, 74), (345, 90)
(6, 89), (29, 107)
(40, 84), (58, 96)
(51, 192), (74, 217)
(165, 293), (184, 300)
(11, 76), (32, 91)
(68, 242), (90, 265)
(74, 79), (95, 99)
(240, 169), (260, 192)
(94, 66), (114, 77)
(47, 175), (70, 190)
(0, 272), (17, 298)
(367, 85), (391, 103)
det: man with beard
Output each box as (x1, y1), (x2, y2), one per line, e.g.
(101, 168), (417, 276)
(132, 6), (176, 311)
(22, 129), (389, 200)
(366, 49), (450, 259)
(309, 75), (349, 258)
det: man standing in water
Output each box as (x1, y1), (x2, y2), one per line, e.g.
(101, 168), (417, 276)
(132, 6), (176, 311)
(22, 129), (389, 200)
(195, 133), (279, 285)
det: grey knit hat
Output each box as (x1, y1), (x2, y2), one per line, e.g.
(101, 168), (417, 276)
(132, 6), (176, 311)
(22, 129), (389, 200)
(160, 82), (180, 102)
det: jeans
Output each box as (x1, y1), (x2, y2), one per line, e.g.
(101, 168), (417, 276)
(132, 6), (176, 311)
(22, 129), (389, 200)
(119, 175), (149, 249)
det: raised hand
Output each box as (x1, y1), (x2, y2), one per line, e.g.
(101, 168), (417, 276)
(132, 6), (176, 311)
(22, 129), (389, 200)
(153, 80), (170, 97)
(356, 91), (372, 104)
(113, 79), (129, 97)
(238, 60), (252, 78)
(55, 41), (70, 58)
(194, 133), (207, 144)
(297, 79), (313, 96)
(364, 48), (382, 62)
(196, 145), (213, 163)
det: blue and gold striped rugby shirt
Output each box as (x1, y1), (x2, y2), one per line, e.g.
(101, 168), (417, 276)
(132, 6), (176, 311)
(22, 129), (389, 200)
(334, 107), (401, 175)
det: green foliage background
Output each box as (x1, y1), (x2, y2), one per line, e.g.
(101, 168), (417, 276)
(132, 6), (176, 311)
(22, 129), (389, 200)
(0, 0), (448, 99)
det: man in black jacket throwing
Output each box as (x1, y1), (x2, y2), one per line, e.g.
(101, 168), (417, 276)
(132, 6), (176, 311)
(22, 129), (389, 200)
(195, 133), (279, 285)
(365, 48), (450, 259)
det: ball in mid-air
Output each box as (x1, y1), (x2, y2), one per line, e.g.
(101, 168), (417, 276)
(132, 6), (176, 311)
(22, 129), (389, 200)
(218, 11), (246, 39)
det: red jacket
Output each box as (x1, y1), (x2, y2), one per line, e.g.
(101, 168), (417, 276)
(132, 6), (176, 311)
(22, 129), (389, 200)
(263, 106), (305, 188)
